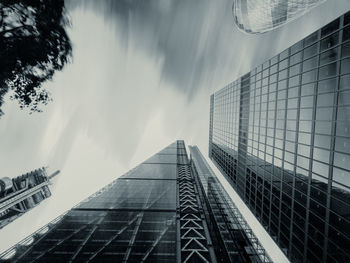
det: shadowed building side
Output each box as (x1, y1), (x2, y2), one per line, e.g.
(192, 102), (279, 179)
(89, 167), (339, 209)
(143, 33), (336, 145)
(189, 145), (272, 263)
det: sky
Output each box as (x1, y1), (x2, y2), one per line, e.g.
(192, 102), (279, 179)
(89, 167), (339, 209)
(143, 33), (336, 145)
(1, 0), (350, 262)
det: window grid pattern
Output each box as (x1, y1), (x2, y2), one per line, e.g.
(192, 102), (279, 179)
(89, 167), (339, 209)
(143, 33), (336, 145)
(209, 12), (350, 263)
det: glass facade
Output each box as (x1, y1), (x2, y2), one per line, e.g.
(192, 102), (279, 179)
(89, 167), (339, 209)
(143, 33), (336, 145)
(233, 0), (326, 34)
(189, 146), (271, 263)
(0, 141), (272, 263)
(210, 12), (350, 263)
(0, 168), (55, 230)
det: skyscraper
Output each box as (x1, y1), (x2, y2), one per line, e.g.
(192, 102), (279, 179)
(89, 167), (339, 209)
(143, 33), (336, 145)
(189, 145), (271, 263)
(0, 141), (270, 263)
(0, 168), (58, 229)
(233, 0), (326, 34)
(209, 11), (350, 262)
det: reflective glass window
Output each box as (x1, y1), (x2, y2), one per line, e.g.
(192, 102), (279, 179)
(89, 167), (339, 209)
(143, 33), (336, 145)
(289, 63), (301, 77)
(280, 49), (289, 60)
(297, 155), (309, 169)
(341, 58), (350, 75)
(338, 90), (350, 106)
(315, 121), (332, 135)
(320, 32), (339, 51)
(291, 41), (303, 54)
(279, 59), (289, 71)
(302, 70), (317, 84)
(321, 18), (339, 37)
(279, 80), (287, 90)
(336, 121), (350, 137)
(334, 152), (350, 171)
(301, 83), (316, 96)
(288, 87), (299, 98)
(343, 25), (350, 42)
(318, 78), (337, 93)
(305, 31), (318, 46)
(289, 75), (300, 87)
(287, 109), (297, 119)
(337, 106), (350, 120)
(300, 108), (313, 120)
(298, 132), (311, 145)
(313, 148), (330, 163)
(279, 69), (288, 80)
(340, 74), (350, 90)
(312, 161), (329, 178)
(299, 121), (312, 133)
(335, 137), (350, 153)
(290, 52), (302, 65)
(303, 56), (318, 72)
(320, 47), (339, 65)
(319, 62), (337, 80)
(270, 73), (277, 83)
(122, 163), (177, 180)
(317, 93), (334, 107)
(287, 98), (298, 109)
(332, 167), (350, 187)
(314, 135), (331, 149)
(300, 96), (314, 108)
(298, 144), (310, 157)
(271, 55), (278, 65)
(304, 44), (318, 59)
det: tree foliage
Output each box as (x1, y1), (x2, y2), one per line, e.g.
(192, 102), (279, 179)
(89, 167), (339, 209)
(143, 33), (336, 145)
(0, 0), (72, 116)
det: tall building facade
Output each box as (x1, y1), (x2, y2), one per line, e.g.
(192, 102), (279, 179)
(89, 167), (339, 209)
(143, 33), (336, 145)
(189, 146), (271, 263)
(209, 12), (350, 262)
(0, 168), (58, 229)
(233, 0), (326, 34)
(0, 141), (270, 263)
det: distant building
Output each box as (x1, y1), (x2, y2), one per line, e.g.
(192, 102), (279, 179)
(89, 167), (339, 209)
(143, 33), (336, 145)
(210, 11), (350, 262)
(233, 0), (326, 34)
(0, 141), (270, 263)
(0, 168), (58, 229)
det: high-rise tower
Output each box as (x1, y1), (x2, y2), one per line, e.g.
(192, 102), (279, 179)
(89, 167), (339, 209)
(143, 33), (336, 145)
(0, 168), (58, 229)
(209, 11), (350, 262)
(0, 141), (270, 263)
(189, 146), (271, 263)
(233, 0), (326, 34)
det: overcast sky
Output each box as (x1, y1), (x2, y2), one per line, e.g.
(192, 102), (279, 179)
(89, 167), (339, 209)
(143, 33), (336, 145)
(1, 0), (350, 262)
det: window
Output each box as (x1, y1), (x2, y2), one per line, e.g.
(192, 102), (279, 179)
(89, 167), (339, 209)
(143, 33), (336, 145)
(332, 167), (350, 187)
(321, 32), (339, 51)
(321, 18), (339, 37)
(303, 56), (318, 72)
(301, 83), (316, 96)
(334, 152), (350, 171)
(305, 31), (318, 46)
(320, 47), (339, 65)
(290, 52), (302, 65)
(304, 44), (318, 59)
(312, 160), (329, 178)
(318, 78), (337, 93)
(317, 93), (334, 107)
(302, 69), (317, 84)
(341, 58), (350, 75)
(319, 62), (337, 80)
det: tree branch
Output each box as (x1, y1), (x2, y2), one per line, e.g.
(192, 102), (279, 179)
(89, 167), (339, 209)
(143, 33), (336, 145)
(0, 24), (33, 36)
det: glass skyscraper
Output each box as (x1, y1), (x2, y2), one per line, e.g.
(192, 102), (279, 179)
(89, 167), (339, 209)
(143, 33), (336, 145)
(0, 141), (270, 263)
(210, 11), (350, 262)
(189, 146), (271, 263)
(0, 168), (58, 229)
(233, 0), (326, 34)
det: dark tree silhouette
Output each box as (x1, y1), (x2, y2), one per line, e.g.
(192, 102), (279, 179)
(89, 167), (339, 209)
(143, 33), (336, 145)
(0, 0), (72, 116)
